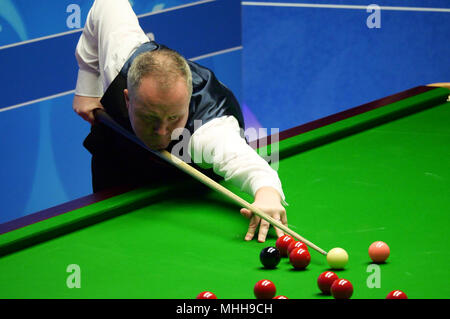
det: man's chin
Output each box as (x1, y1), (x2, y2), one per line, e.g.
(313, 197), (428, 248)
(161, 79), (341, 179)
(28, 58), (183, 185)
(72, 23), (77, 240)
(148, 143), (167, 150)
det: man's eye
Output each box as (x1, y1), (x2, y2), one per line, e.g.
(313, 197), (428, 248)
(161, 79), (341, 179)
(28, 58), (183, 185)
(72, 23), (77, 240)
(168, 116), (178, 121)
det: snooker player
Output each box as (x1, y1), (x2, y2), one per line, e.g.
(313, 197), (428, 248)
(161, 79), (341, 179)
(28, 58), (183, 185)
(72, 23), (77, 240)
(72, 0), (287, 243)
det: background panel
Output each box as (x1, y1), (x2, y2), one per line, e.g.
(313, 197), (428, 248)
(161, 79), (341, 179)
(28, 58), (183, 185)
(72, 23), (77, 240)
(242, 0), (450, 7)
(0, 104), (40, 223)
(242, 4), (450, 131)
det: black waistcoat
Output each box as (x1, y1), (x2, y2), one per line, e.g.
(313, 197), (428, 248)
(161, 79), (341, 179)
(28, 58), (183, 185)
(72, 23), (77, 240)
(83, 41), (245, 184)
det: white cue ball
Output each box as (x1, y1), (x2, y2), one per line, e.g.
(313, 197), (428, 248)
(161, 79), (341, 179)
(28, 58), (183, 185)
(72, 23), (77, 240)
(327, 247), (349, 269)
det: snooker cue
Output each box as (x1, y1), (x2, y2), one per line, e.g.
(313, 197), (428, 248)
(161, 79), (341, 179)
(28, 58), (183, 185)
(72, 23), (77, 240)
(427, 82), (450, 90)
(94, 108), (328, 256)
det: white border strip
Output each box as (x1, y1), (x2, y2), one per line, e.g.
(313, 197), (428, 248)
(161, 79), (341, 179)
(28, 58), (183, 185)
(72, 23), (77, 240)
(242, 2), (450, 12)
(0, 44), (242, 112)
(0, 29), (82, 51)
(0, 0), (217, 51)
(0, 90), (75, 113)
(189, 46), (243, 61)
(138, 0), (216, 18)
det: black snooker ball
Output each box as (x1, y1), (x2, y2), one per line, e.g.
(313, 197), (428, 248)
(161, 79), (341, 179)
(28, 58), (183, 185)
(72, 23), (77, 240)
(260, 246), (281, 269)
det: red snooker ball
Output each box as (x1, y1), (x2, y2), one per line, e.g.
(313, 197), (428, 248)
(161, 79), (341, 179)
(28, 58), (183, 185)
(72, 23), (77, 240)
(287, 240), (308, 255)
(289, 248), (311, 269)
(254, 279), (276, 299)
(276, 235), (294, 257)
(386, 290), (408, 299)
(317, 271), (339, 294)
(273, 295), (288, 299)
(196, 291), (217, 299)
(331, 279), (353, 299)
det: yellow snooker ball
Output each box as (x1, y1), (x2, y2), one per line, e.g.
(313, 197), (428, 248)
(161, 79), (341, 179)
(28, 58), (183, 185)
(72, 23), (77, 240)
(327, 247), (348, 269)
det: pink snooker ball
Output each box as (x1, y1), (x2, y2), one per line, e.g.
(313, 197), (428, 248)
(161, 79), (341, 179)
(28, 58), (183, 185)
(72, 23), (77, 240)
(369, 241), (390, 263)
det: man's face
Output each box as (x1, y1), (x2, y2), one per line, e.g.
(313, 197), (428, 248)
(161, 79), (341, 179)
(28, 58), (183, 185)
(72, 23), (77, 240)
(125, 75), (190, 150)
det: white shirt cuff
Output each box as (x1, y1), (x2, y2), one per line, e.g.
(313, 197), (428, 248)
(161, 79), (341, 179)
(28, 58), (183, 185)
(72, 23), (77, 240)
(74, 69), (103, 97)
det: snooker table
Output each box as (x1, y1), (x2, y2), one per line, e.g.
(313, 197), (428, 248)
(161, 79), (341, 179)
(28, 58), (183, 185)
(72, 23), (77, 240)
(1, 85), (449, 300)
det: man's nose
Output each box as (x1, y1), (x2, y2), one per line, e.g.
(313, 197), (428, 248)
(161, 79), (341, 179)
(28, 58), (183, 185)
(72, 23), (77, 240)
(154, 122), (169, 136)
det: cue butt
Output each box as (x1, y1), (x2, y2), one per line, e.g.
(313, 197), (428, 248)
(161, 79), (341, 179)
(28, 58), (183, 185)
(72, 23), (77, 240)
(427, 82), (450, 89)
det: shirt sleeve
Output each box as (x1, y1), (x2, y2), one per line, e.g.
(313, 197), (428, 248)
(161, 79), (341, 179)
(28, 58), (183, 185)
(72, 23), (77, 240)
(74, 2), (102, 97)
(74, 69), (103, 97)
(188, 116), (287, 205)
(74, 0), (149, 95)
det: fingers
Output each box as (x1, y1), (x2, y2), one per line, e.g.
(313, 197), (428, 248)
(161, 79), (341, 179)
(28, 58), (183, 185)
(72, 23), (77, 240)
(75, 109), (99, 124)
(244, 215), (260, 241)
(259, 213), (285, 242)
(241, 207), (288, 242)
(278, 210), (288, 238)
(86, 110), (96, 124)
(74, 107), (91, 123)
(82, 112), (95, 124)
(274, 225), (285, 239)
(240, 208), (252, 219)
(257, 219), (271, 243)
(281, 210), (288, 226)
(268, 212), (284, 238)
(73, 95), (104, 124)
(241, 210), (287, 242)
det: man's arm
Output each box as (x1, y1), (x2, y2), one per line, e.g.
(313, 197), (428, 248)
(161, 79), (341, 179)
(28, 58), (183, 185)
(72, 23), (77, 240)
(189, 116), (288, 242)
(72, 0), (104, 123)
(73, 0), (149, 123)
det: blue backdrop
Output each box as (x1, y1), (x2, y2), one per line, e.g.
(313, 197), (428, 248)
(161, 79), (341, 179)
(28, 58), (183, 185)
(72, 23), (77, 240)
(242, 0), (450, 131)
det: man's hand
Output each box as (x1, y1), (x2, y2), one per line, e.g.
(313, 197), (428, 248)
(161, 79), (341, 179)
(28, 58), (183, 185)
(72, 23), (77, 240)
(240, 186), (287, 242)
(73, 95), (104, 124)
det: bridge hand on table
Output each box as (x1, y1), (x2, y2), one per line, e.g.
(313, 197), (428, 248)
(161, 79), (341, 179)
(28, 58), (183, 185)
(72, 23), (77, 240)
(240, 186), (287, 243)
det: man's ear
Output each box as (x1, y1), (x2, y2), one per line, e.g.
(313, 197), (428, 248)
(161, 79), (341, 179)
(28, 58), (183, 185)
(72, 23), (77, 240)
(124, 89), (130, 110)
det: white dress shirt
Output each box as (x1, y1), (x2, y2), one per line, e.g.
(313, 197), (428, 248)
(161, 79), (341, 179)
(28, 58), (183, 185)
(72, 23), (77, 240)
(74, 0), (286, 203)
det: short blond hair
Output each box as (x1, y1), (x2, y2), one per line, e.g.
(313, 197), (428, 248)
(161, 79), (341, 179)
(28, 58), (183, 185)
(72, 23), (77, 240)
(127, 48), (193, 99)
